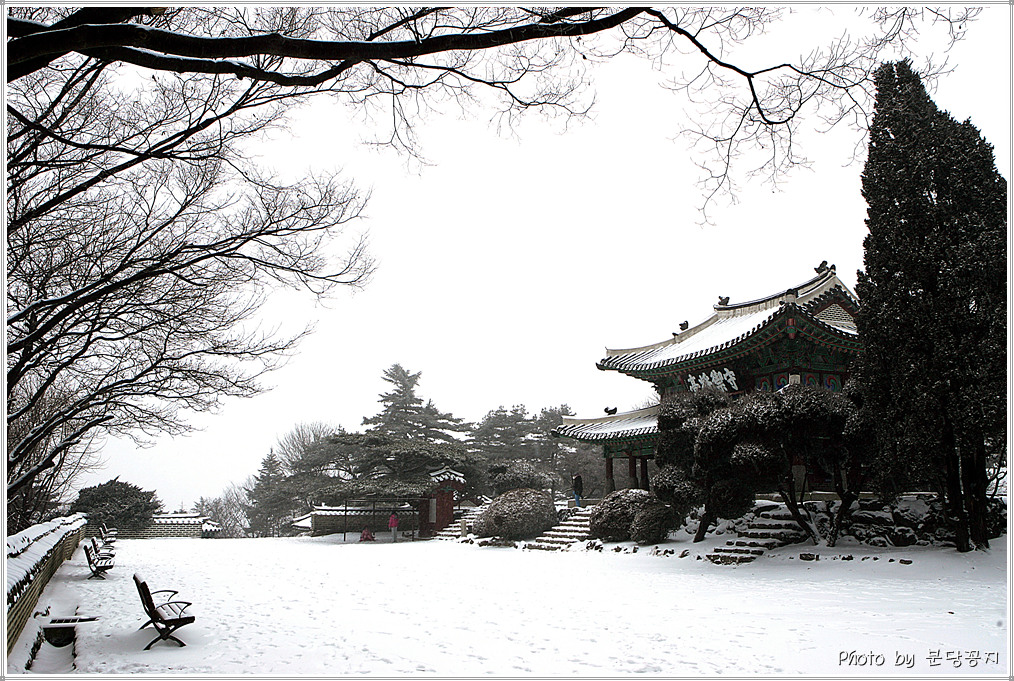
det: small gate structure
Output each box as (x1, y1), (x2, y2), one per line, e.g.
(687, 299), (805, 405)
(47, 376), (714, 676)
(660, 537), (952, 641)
(307, 467), (468, 539)
(310, 498), (421, 539)
(418, 467), (466, 538)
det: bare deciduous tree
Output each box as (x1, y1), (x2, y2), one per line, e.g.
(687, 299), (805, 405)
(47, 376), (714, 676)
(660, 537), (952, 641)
(6, 24), (374, 500)
(6, 6), (977, 504)
(7, 6), (978, 201)
(275, 421), (341, 474)
(6, 378), (104, 533)
(193, 481), (252, 538)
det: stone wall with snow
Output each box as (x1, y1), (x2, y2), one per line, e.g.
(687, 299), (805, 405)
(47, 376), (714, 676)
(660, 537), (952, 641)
(85, 513), (219, 540)
(6, 514), (87, 655)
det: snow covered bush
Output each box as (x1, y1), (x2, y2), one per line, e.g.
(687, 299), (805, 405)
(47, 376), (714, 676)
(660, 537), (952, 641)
(487, 460), (553, 496)
(655, 387), (731, 470)
(707, 478), (755, 520)
(651, 465), (701, 527)
(472, 488), (556, 540)
(70, 479), (162, 530)
(630, 497), (676, 544)
(588, 488), (653, 542)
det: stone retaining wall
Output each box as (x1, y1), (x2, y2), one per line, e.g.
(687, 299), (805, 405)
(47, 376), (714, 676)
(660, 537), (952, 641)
(84, 513), (217, 540)
(7, 515), (87, 655)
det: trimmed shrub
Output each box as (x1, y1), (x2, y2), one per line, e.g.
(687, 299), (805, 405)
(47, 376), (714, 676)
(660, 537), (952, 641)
(588, 488), (652, 542)
(472, 488), (557, 540)
(707, 479), (754, 520)
(651, 465), (701, 526)
(630, 498), (676, 544)
(488, 460), (553, 496)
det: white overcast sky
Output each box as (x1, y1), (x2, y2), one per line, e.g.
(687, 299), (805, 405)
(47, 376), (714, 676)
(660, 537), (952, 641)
(76, 5), (1012, 510)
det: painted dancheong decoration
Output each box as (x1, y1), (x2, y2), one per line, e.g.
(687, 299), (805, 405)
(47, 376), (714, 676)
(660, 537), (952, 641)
(552, 263), (862, 493)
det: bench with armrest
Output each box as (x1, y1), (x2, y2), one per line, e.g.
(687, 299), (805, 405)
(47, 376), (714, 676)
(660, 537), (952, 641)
(102, 523), (118, 536)
(99, 526), (117, 544)
(90, 536), (115, 558)
(83, 544), (114, 579)
(133, 573), (196, 650)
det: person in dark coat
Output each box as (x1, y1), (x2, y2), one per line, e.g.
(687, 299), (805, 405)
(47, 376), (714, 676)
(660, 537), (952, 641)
(572, 474), (584, 508)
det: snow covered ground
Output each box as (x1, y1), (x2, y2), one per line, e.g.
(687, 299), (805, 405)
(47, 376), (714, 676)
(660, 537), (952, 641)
(8, 532), (1009, 677)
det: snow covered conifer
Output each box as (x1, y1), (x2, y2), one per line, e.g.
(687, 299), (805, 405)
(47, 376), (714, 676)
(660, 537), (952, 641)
(855, 60), (1006, 551)
(70, 478), (162, 530)
(363, 364), (467, 442)
(245, 451), (293, 537)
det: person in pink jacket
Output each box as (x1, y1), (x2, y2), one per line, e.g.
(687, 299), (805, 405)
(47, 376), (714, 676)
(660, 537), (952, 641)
(388, 512), (399, 542)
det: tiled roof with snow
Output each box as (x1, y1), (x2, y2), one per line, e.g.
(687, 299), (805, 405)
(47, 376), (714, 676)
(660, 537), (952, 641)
(152, 513), (207, 525)
(553, 406), (659, 442)
(429, 466), (466, 484)
(599, 266), (858, 375)
(312, 503), (415, 516)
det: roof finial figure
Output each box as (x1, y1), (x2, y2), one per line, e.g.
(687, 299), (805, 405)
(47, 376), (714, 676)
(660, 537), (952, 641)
(718, 296), (730, 306)
(679, 320), (689, 330)
(604, 407), (617, 415)
(815, 260), (828, 273)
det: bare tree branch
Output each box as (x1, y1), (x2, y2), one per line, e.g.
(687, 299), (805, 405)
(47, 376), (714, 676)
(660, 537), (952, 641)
(6, 5), (980, 503)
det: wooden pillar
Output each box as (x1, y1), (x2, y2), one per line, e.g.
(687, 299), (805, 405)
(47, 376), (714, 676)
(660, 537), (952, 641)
(639, 457), (650, 490)
(627, 454), (638, 489)
(605, 457), (615, 493)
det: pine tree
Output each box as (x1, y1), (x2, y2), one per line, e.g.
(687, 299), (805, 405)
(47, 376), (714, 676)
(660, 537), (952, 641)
(469, 405), (537, 460)
(245, 451), (293, 537)
(362, 364), (466, 442)
(855, 60), (1006, 551)
(312, 432), (487, 502)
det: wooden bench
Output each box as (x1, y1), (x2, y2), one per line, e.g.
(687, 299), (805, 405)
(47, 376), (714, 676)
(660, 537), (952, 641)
(99, 526), (117, 544)
(90, 536), (115, 558)
(83, 544), (114, 579)
(133, 573), (195, 650)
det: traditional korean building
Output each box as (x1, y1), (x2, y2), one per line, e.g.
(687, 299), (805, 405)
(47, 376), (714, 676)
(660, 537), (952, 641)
(553, 264), (862, 493)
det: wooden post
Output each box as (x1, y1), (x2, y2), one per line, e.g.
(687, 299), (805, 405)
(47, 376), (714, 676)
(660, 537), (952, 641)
(639, 457), (650, 490)
(627, 454), (638, 489)
(605, 457), (615, 493)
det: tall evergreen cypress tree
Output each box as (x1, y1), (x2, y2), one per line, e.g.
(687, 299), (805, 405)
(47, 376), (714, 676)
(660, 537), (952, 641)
(855, 60), (1006, 551)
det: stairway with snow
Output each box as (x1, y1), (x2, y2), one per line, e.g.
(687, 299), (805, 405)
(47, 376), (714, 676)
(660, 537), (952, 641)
(524, 507), (595, 551)
(433, 504), (488, 540)
(706, 502), (808, 565)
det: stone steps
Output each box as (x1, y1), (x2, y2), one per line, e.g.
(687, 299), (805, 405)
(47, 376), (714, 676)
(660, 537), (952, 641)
(523, 508), (595, 552)
(706, 502), (810, 565)
(433, 505), (489, 540)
